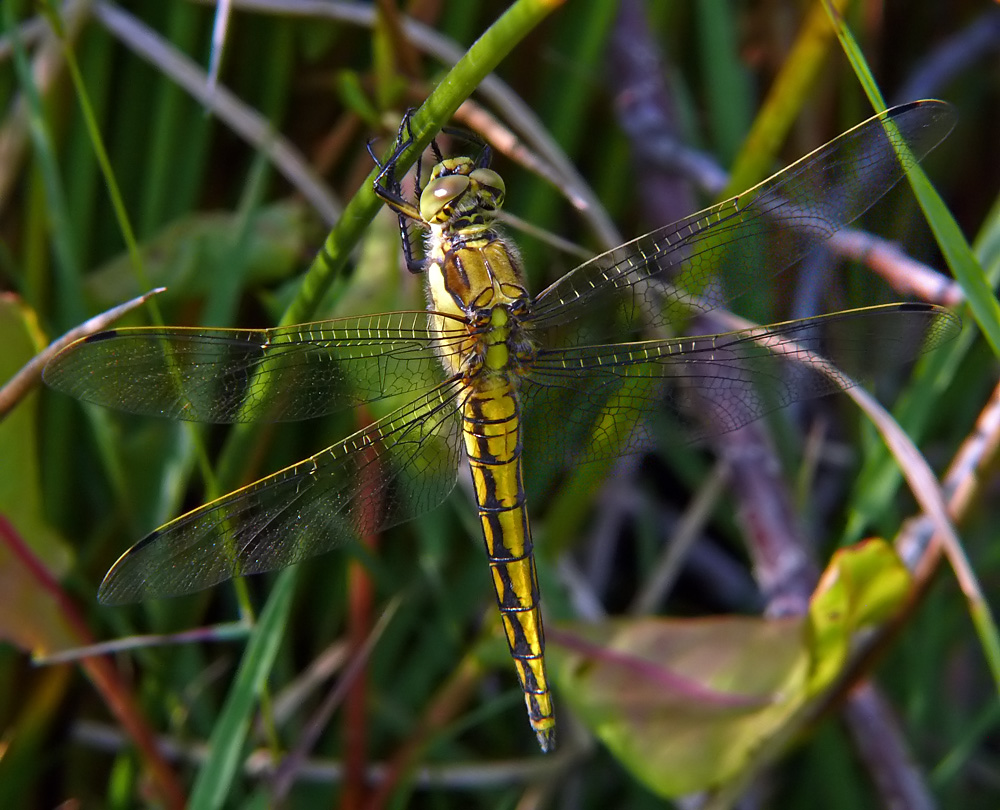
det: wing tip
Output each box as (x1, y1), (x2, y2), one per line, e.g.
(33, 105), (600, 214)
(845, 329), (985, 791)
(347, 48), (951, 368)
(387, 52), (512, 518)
(84, 329), (122, 344)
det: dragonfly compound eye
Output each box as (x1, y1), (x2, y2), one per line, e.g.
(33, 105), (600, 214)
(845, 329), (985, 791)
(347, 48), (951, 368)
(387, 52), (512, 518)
(420, 174), (471, 223)
(470, 168), (505, 209)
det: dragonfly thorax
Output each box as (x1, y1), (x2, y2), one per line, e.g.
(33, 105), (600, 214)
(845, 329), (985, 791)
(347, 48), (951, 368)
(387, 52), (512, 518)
(418, 151), (536, 381)
(427, 235), (535, 380)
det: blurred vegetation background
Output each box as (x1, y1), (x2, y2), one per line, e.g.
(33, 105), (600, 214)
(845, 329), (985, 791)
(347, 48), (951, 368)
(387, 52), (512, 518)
(1, 0), (999, 808)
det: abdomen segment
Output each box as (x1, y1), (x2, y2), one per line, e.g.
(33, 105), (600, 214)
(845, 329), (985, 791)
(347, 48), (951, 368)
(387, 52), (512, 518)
(461, 384), (556, 752)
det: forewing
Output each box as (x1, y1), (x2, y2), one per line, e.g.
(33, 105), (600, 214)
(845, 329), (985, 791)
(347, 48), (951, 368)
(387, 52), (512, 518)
(97, 379), (466, 603)
(44, 311), (468, 423)
(529, 101), (955, 340)
(520, 304), (959, 470)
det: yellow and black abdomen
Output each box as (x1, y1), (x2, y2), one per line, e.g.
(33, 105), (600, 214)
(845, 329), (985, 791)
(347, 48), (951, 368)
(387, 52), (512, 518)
(461, 380), (555, 752)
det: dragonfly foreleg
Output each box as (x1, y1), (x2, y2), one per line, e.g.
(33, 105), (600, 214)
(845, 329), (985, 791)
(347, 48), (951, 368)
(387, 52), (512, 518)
(371, 111), (430, 274)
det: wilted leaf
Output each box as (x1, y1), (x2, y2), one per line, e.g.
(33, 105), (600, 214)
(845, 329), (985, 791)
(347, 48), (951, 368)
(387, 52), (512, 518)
(554, 539), (913, 798)
(554, 616), (809, 796)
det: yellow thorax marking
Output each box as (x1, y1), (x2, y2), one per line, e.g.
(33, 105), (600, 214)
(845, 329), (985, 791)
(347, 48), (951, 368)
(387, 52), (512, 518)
(484, 306), (510, 372)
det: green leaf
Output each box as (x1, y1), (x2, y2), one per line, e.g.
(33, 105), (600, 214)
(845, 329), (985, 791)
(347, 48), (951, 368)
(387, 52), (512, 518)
(187, 568), (296, 810)
(806, 538), (911, 693)
(825, 2), (1000, 358)
(82, 201), (313, 311)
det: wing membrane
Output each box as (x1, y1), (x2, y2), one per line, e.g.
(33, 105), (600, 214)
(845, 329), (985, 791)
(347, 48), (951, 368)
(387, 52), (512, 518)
(97, 378), (466, 603)
(529, 101), (956, 340)
(43, 312), (467, 423)
(521, 303), (959, 470)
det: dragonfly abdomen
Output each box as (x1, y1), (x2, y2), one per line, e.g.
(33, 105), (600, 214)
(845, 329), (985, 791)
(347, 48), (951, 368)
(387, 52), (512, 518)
(461, 383), (556, 752)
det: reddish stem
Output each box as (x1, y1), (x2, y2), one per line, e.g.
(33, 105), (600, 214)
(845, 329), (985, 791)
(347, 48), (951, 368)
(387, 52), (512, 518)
(342, 408), (378, 810)
(0, 514), (186, 810)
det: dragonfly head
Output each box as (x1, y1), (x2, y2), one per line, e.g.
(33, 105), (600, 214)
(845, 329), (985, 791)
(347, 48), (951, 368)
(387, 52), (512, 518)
(420, 156), (506, 229)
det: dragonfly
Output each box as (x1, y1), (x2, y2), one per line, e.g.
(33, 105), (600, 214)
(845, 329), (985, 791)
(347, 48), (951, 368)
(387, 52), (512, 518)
(44, 101), (958, 753)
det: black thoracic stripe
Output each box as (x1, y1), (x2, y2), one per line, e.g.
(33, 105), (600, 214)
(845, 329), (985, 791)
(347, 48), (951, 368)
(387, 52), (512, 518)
(443, 249), (470, 295)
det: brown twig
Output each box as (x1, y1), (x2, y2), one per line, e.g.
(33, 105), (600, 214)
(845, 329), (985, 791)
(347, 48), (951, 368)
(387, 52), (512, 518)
(713, 423), (819, 616)
(363, 647), (484, 810)
(818, 381), (1000, 705)
(77, 718), (559, 789)
(606, 26), (961, 311)
(609, 0), (818, 617)
(343, 407), (380, 810)
(0, 288), (166, 420)
(194, 0), (622, 247)
(894, 6), (1000, 103)
(606, 3), (976, 807)
(0, 0), (91, 218)
(34, 620), (251, 664)
(828, 229), (964, 308)
(91, 0), (342, 225)
(901, 379), (1000, 581)
(269, 598), (401, 802)
(842, 681), (936, 810)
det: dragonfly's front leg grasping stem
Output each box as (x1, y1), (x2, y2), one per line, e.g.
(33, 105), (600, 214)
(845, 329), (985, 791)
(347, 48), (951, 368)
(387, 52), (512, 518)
(370, 111), (429, 274)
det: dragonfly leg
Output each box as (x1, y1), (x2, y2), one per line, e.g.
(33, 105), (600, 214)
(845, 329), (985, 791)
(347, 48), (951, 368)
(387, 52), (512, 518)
(371, 113), (496, 275)
(439, 125), (492, 169)
(371, 112), (430, 274)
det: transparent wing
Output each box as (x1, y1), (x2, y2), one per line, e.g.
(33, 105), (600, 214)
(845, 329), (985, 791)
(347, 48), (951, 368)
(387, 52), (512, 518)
(520, 303), (959, 470)
(529, 101), (956, 340)
(44, 311), (468, 423)
(97, 379), (466, 603)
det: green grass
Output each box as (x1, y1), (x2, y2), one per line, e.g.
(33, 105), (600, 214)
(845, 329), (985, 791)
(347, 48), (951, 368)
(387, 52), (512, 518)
(1, 1), (998, 808)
